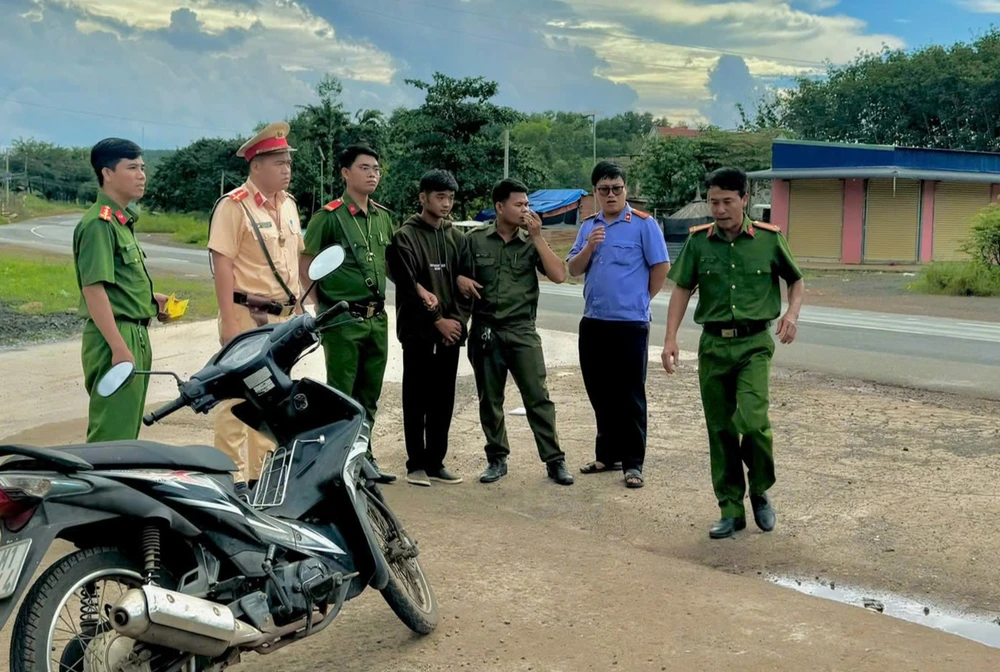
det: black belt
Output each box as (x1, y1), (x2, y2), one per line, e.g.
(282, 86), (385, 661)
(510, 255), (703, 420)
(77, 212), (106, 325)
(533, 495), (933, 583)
(234, 291), (295, 316)
(703, 320), (769, 338)
(348, 299), (385, 319)
(117, 316), (151, 327)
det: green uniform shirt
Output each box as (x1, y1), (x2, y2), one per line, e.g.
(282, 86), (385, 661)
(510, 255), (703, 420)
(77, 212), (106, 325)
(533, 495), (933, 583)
(466, 222), (546, 335)
(303, 192), (395, 307)
(667, 215), (803, 324)
(72, 192), (156, 322)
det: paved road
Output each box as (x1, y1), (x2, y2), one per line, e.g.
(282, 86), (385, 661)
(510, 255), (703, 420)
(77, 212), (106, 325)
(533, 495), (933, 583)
(4, 214), (1000, 398)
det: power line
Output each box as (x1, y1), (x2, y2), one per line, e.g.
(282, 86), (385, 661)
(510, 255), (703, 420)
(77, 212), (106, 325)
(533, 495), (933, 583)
(390, 0), (830, 69)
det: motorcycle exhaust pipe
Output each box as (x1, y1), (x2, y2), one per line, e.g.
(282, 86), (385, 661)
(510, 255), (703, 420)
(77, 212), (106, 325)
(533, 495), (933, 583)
(110, 585), (263, 657)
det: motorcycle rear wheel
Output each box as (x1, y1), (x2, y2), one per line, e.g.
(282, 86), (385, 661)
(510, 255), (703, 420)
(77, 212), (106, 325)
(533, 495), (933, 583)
(364, 489), (440, 634)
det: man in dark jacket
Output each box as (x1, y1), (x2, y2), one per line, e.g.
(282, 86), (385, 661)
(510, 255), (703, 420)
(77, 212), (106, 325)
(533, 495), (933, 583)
(386, 169), (471, 487)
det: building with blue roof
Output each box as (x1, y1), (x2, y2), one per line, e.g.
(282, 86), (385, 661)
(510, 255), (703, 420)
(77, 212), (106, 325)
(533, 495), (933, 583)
(747, 139), (1000, 264)
(475, 188), (589, 225)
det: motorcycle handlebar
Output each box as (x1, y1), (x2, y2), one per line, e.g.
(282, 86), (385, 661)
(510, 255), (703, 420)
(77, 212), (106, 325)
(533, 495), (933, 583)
(142, 395), (188, 426)
(315, 300), (351, 328)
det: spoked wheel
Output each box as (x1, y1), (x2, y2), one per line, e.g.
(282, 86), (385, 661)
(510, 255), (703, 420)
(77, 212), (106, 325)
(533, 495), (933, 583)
(9, 547), (195, 672)
(363, 489), (439, 634)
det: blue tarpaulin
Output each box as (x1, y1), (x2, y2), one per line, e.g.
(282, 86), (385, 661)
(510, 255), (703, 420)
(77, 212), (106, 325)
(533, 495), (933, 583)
(475, 189), (588, 222)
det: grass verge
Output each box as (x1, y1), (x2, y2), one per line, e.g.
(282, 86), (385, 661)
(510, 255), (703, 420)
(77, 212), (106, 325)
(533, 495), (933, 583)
(908, 261), (1000, 297)
(135, 211), (208, 246)
(0, 247), (217, 346)
(1, 194), (85, 224)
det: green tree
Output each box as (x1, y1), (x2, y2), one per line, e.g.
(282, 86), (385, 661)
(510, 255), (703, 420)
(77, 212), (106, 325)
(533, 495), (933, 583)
(8, 139), (94, 202)
(143, 137), (247, 213)
(381, 73), (546, 219)
(742, 28), (1000, 150)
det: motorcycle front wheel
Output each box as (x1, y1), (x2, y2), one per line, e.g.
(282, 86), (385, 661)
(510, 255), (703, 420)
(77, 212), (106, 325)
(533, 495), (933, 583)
(363, 488), (440, 634)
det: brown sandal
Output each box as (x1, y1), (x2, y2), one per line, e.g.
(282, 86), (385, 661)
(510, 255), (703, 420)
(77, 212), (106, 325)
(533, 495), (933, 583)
(580, 461), (621, 474)
(624, 469), (644, 488)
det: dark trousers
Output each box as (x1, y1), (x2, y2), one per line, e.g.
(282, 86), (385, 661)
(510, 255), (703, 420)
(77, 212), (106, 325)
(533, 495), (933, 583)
(401, 340), (461, 473)
(578, 317), (649, 473)
(468, 327), (564, 464)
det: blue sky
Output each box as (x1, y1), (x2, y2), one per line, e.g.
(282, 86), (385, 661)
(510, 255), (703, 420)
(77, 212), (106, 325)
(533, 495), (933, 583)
(0, 0), (995, 149)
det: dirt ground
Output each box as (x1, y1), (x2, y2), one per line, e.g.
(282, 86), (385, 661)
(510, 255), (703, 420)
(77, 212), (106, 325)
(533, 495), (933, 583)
(4, 360), (1000, 669)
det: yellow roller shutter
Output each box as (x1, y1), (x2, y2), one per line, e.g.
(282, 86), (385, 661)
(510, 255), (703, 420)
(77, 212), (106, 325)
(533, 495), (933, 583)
(932, 182), (991, 261)
(786, 179), (843, 260)
(864, 178), (919, 263)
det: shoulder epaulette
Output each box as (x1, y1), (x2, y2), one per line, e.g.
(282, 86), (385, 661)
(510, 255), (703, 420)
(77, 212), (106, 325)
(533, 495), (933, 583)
(753, 221), (782, 233)
(229, 188), (250, 203)
(688, 223), (713, 234)
(323, 199), (344, 212)
(371, 200), (391, 212)
(631, 208), (651, 219)
(583, 214), (597, 222)
(286, 192), (297, 203)
(98, 205), (113, 222)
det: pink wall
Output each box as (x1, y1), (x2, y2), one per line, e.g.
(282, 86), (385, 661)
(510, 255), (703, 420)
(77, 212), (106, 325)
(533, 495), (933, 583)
(770, 179), (789, 234)
(992, 183), (1000, 202)
(841, 179), (865, 264)
(919, 181), (937, 262)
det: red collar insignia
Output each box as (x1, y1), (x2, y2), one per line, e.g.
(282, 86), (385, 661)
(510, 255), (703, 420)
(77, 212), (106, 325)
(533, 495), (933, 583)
(115, 210), (128, 225)
(347, 203), (359, 216)
(254, 192), (265, 207)
(747, 224), (755, 238)
(624, 211), (632, 222)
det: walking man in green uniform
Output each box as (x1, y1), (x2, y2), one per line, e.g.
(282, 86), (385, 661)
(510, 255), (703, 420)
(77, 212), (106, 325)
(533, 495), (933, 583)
(661, 167), (804, 539)
(458, 178), (575, 486)
(300, 143), (396, 483)
(73, 137), (170, 443)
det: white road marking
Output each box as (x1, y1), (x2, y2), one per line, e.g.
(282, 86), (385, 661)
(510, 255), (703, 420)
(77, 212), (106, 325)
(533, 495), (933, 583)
(29, 226), (47, 239)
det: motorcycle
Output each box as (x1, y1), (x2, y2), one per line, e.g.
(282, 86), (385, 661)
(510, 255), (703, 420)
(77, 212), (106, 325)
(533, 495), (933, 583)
(0, 245), (438, 672)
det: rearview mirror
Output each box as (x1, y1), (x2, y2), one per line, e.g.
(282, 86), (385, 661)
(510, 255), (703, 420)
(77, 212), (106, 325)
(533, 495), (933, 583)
(308, 245), (346, 281)
(97, 361), (135, 398)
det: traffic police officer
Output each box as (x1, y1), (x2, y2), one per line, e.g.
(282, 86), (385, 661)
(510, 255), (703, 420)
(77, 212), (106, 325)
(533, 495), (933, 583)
(661, 167), (805, 539)
(300, 143), (396, 484)
(208, 121), (303, 498)
(74, 137), (169, 443)
(459, 178), (575, 486)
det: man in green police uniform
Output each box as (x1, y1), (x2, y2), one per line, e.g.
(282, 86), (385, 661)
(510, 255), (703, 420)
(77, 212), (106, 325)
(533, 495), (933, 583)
(458, 178), (575, 486)
(300, 143), (396, 483)
(73, 137), (170, 443)
(661, 167), (804, 539)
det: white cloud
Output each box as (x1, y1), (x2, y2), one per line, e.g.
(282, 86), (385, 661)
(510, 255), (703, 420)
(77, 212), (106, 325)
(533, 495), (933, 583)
(957, 0), (1000, 12)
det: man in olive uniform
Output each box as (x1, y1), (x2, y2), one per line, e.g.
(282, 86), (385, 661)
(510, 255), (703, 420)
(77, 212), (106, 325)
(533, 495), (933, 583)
(661, 167), (805, 539)
(458, 178), (575, 486)
(73, 137), (170, 443)
(300, 143), (396, 484)
(208, 121), (303, 498)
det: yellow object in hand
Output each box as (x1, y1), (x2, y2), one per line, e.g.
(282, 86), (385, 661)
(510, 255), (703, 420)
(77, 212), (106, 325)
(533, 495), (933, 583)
(164, 294), (189, 320)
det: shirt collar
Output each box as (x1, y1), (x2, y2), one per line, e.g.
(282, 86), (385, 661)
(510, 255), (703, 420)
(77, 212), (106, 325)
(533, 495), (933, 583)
(595, 204), (632, 227)
(245, 179), (286, 210)
(707, 214), (756, 240)
(486, 220), (530, 243)
(96, 191), (137, 226)
(340, 191), (371, 218)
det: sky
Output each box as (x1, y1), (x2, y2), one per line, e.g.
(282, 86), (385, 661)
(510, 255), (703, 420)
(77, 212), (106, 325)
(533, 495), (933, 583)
(0, 0), (995, 149)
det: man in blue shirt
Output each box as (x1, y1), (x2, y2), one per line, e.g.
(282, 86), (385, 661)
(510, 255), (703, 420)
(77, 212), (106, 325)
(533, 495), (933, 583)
(567, 161), (670, 488)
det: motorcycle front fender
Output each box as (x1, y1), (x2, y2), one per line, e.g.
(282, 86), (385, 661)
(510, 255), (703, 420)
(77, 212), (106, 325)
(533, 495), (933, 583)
(354, 471), (391, 591)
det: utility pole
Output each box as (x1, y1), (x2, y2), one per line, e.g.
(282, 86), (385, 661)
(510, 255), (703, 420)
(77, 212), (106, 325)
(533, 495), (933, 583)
(317, 147), (326, 204)
(503, 129), (510, 178)
(220, 170), (225, 198)
(3, 148), (9, 214)
(581, 111), (600, 167)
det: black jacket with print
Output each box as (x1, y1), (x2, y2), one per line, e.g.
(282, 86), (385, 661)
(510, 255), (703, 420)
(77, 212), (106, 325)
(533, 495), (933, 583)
(386, 214), (473, 347)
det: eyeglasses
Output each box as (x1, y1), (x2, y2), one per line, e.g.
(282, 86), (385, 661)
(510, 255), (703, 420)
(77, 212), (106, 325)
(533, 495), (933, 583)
(357, 164), (382, 175)
(596, 185), (624, 196)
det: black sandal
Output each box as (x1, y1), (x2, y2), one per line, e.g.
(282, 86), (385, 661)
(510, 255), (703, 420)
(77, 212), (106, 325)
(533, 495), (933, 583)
(624, 469), (644, 488)
(580, 461), (622, 474)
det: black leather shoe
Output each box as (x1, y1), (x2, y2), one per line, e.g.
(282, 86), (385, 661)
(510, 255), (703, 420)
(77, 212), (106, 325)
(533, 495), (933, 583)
(751, 493), (776, 532)
(709, 517), (746, 539)
(479, 457), (508, 483)
(546, 460), (574, 485)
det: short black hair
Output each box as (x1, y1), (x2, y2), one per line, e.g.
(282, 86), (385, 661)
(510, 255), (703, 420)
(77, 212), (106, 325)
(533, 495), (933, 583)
(492, 178), (529, 206)
(90, 138), (142, 187)
(704, 167), (747, 197)
(340, 143), (379, 170)
(591, 161), (626, 187)
(420, 169), (459, 194)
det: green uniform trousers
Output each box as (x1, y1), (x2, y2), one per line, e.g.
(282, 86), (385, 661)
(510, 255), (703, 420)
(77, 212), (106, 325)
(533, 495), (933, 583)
(81, 319), (153, 443)
(697, 329), (776, 519)
(468, 326), (564, 464)
(321, 311), (389, 435)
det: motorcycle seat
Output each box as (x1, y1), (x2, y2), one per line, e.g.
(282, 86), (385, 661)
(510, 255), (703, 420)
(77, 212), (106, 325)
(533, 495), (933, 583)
(0, 441), (236, 475)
